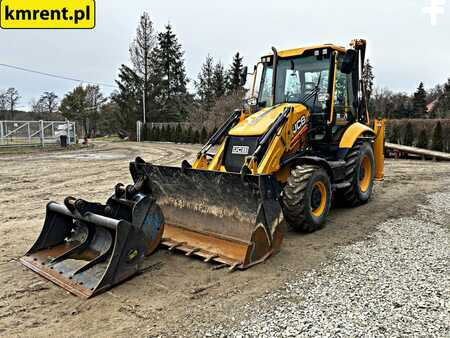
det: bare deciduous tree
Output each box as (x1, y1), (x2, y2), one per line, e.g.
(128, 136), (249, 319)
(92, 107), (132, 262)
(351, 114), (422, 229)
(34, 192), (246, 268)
(5, 87), (20, 120)
(189, 90), (245, 131)
(30, 97), (46, 115)
(85, 85), (106, 137)
(129, 11), (156, 122)
(39, 91), (59, 114)
(0, 90), (7, 118)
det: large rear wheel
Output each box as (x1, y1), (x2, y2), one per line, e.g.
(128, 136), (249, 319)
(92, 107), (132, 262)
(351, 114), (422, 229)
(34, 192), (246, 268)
(282, 165), (331, 232)
(338, 142), (375, 206)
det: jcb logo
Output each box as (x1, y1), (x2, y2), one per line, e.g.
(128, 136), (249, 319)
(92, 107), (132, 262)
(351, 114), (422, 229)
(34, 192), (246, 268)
(232, 146), (250, 155)
(293, 116), (306, 134)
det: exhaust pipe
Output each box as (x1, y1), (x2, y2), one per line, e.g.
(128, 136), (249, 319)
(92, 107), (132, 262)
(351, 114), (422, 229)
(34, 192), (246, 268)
(271, 46), (278, 106)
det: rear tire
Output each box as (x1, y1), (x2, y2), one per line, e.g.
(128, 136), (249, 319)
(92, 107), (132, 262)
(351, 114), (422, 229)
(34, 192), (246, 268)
(338, 142), (375, 206)
(282, 165), (331, 232)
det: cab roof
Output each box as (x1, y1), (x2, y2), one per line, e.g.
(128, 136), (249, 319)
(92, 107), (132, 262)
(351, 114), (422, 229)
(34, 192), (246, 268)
(263, 44), (346, 58)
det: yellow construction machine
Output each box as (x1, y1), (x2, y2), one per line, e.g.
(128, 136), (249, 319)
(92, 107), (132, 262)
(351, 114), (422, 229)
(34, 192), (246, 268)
(21, 39), (384, 297)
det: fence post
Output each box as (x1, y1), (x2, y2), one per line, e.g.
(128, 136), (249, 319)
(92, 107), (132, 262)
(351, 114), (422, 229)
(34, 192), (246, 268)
(136, 121), (141, 142)
(66, 121), (71, 145)
(27, 122), (31, 144)
(73, 122), (77, 144)
(0, 121), (4, 145)
(39, 120), (44, 148)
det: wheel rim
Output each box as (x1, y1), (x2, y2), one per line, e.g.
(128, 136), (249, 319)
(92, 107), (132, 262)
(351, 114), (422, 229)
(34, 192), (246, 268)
(359, 155), (372, 193)
(311, 181), (327, 217)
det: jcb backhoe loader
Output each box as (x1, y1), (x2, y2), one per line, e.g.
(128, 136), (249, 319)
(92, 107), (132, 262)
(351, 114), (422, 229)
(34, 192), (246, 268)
(21, 39), (384, 298)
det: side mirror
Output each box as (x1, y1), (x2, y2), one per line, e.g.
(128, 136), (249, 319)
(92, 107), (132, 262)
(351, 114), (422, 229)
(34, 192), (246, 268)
(240, 66), (248, 86)
(341, 49), (357, 74)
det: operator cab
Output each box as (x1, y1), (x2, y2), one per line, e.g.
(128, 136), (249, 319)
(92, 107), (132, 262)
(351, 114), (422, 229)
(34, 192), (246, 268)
(247, 44), (364, 154)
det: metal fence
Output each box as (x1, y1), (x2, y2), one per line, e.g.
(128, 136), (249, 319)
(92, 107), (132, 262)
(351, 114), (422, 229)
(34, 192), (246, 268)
(0, 120), (76, 147)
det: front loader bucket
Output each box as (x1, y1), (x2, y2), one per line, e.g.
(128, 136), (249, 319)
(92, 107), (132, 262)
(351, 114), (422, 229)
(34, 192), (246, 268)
(130, 161), (285, 270)
(20, 185), (164, 298)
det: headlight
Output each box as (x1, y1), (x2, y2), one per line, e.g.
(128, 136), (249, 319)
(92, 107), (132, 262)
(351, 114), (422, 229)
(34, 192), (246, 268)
(247, 97), (258, 106)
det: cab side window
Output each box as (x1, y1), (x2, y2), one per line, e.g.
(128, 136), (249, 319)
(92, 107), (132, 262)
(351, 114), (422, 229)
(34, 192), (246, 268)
(334, 56), (356, 124)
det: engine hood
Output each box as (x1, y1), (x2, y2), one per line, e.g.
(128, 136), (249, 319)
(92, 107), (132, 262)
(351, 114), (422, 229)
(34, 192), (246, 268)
(229, 103), (308, 137)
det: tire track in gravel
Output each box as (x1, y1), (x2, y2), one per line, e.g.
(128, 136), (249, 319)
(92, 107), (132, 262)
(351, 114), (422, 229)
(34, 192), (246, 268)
(0, 142), (200, 260)
(0, 148), (160, 206)
(0, 162), (126, 196)
(0, 144), (187, 199)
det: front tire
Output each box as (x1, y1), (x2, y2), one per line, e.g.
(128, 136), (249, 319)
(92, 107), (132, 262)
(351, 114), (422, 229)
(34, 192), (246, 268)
(338, 142), (375, 206)
(282, 165), (331, 232)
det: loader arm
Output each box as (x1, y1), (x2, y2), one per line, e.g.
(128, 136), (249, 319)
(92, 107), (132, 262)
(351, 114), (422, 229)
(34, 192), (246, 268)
(192, 109), (243, 170)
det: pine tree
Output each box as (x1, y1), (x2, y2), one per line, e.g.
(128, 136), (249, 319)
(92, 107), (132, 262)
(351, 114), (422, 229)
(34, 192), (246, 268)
(362, 59), (375, 103)
(151, 126), (159, 141)
(403, 122), (414, 146)
(416, 128), (428, 149)
(111, 65), (142, 135)
(210, 126), (218, 138)
(200, 126), (208, 143)
(60, 85), (89, 137)
(175, 123), (182, 143)
(194, 130), (200, 144)
(434, 78), (450, 118)
(413, 82), (427, 118)
(166, 125), (173, 142)
(159, 125), (166, 141)
(157, 126), (163, 141)
(196, 55), (215, 114)
(150, 24), (191, 121)
(432, 121), (443, 151)
(227, 52), (244, 93)
(444, 125), (450, 152)
(389, 124), (401, 144)
(213, 62), (226, 98)
(186, 125), (193, 143)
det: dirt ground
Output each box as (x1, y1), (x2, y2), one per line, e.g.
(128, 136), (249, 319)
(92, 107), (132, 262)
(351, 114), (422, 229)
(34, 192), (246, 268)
(1, 141), (449, 337)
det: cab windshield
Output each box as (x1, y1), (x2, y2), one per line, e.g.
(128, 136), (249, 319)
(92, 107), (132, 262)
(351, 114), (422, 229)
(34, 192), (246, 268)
(258, 55), (332, 110)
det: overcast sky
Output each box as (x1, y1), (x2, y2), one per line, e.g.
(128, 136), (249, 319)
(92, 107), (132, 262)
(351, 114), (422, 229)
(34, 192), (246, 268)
(0, 0), (449, 110)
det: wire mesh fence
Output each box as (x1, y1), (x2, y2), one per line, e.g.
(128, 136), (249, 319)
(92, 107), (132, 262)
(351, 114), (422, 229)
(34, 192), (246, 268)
(0, 120), (77, 147)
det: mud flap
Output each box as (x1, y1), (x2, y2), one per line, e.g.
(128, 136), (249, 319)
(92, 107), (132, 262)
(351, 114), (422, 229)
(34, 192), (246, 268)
(130, 161), (286, 270)
(20, 186), (164, 298)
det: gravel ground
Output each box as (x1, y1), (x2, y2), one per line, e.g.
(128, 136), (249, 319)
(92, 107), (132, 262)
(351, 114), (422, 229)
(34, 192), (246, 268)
(204, 191), (450, 337)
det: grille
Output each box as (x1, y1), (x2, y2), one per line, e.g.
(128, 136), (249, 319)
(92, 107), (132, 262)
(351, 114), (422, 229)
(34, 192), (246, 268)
(223, 136), (259, 173)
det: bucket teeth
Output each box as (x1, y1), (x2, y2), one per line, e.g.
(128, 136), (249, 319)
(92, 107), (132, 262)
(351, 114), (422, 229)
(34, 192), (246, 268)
(185, 248), (200, 256)
(204, 254), (219, 263)
(166, 241), (186, 251)
(228, 262), (241, 272)
(160, 238), (243, 272)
